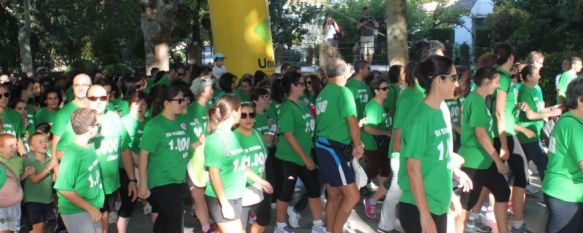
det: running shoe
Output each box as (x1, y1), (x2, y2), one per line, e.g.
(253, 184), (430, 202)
(511, 225), (534, 233)
(465, 218), (492, 232)
(287, 207), (301, 228)
(363, 197), (377, 219)
(274, 225), (295, 233)
(311, 223), (328, 233)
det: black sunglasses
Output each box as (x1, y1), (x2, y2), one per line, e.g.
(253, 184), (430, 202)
(0, 92), (10, 99)
(169, 98), (185, 104)
(241, 112), (256, 119)
(378, 87), (389, 91)
(87, 96), (109, 102)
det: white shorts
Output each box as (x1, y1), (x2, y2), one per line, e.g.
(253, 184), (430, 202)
(0, 204), (21, 232)
(360, 36), (375, 55)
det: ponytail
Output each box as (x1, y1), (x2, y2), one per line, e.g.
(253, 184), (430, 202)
(206, 95), (241, 134)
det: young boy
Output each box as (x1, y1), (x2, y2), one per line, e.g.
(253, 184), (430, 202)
(0, 133), (35, 233)
(23, 133), (59, 233)
(53, 108), (105, 233)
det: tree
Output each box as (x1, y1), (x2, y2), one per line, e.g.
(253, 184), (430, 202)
(2, 0), (33, 73)
(386, 0), (408, 65)
(141, 0), (178, 74)
(269, 0), (320, 46)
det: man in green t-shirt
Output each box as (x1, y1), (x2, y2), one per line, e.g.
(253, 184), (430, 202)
(314, 58), (363, 233)
(346, 60), (372, 120)
(86, 85), (137, 232)
(557, 56), (582, 104)
(54, 108), (105, 233)
(51, 73), (92, 159)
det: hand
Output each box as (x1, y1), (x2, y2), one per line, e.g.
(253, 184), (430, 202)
(88, 207), (103, 222)
(138, 183), (150, 200)
(549, 108), (562, 117)
(303, 157), (316, 171)
(449, 196), (462, 216)
(259, 179), (273, 194)
(48, 157), (59, 170)
(221, 201), (235, 220)
(358, 118), (367, 128)
(24, 166), (36, 176)
(453, 168), (473, 192)
(420, 213), (437, 233)
(519, 102), (531, 111)
(128, 182), (138, 202)
(523, 129), (535, 139)
(500, 147), (510, 161)
(352, 144), (364, 160)
(495, 161), (508, 174)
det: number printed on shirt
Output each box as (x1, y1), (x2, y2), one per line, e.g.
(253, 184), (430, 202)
(168, 137), (191, 152)
(316, 100), (327, 115)
(305, 118), (315, 133)
(437, 140), (449, 161)
(548, 136), (556, 154)
(88, 171), (101, 188)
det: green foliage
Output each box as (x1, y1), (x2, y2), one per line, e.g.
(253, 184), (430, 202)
(269, 0), (321, 46)
(102, 63), (135, 77)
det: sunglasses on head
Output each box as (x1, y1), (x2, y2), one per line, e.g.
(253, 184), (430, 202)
(87, 96), (108, 102)
(0, 92), (10, 98)
(241, 112), (256, 119)
(169, 98), (185, 104)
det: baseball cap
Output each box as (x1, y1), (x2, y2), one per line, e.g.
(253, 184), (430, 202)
(190, 77), (214, 97)
(213, 53), (226, 60)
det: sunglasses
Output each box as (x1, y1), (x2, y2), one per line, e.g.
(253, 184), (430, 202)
(241, 112), (256, 119)
(169, 98), (186, 104)
(0, 92), (10, 99)
(87, 96), (109, 102)
(378, 87), (389, 91)
(441, 74), (459, 82)
(177, 73), (186, 77)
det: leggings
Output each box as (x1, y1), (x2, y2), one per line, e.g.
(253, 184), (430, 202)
(493, 136), (527, 188)
(398, 202), (447, 233)
(241, 194), (271, 228)
(118, 168), (136, 218)
(148, 183), (186, 233)
(544, 194), (583, 233)
(521, 141), (548, 181)
(277, 160), (320, 202)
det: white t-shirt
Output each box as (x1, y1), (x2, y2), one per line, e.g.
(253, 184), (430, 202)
(212, 65), (227, 78)
(323, 24), (336, 40)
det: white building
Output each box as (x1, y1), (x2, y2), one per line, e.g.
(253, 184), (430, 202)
(453, 0), (494, 47)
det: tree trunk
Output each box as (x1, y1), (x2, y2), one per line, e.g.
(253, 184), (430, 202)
(18, 0), (33, 74)
(187, 0), (203, 65)
(386, 0), (408, 66)
(141, 0), (178, 75)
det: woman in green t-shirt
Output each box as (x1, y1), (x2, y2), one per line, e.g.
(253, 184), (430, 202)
(204, 95), (268, 233)
(272, 72), (326, 233)
(0, 84), (24, 155)
(35, 88), (61, 126)
(361, 77), (392, 219)
(458, 67), (511, 233)
(234, 104), (272, 233)
(236, 75), (253, 105)
(398, 55), (472, 233)
(251, 87), (272, 137)
(137, 86), (194, 233)
(542, 77), (583, 233)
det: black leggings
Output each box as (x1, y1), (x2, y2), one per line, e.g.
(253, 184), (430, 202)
(148, 183), (186, 233)
(545, 194), (583, 233)
(460, 165), (511, 210)
(118, 168), (136, 218)
(241, 193), (271, 228)
(277, 160), (320, 202)
(398, 202), (447, 233)
(493, 136), (527, 188)
(265, 147), (283, 202)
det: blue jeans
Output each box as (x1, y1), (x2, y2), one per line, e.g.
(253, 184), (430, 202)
(521, 141), (548, 181)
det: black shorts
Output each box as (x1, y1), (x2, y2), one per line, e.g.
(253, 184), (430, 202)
(493, 136), (527, 188)
(100, 191), (118, 213)
(399, 202), (447, 233)
(277, 160), (321, 202)
(118, 168), (136, 218)
(241, 194), (271, 227)
(314, 137), (355, 187)
(24, 202), (56, 225)
(460, 164), (510, 210)
(206, 196), (243, 223)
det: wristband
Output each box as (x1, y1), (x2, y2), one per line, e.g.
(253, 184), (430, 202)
(129, 179), (138, 183)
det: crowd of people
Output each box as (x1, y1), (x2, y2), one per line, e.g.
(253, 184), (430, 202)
(0, 39), (582, 233)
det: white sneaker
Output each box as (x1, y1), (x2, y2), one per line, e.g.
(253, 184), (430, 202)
(311, 224), (327, 233)
(274, 225), (295, 233)
(287, 207), (301, 228)
(525, 185), (540, 195)
(143, 203), (152, 215)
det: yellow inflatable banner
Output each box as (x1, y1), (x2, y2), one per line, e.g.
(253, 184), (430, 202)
(208, 0), (276, 77)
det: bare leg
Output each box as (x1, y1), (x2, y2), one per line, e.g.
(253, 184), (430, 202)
(330, 184), (360, 233)
(250, 224), (266, 233)
(494, 202), (509, 233)
(325, 186), (341, 233)
(372, 176), (388, 201)
(101, 212), (109, 233)
(308, 197), (322, 220)
(511, 187), (526, 223)
(116, 217), (130, 233)
(191, 186), (211, 229)
(31, 222), (48, 233)
(275, 200), (289, 223)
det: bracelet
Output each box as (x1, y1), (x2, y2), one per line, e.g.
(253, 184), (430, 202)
(129, 179), (138, 183)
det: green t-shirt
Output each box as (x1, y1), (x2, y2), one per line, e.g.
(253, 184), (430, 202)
(493, 68), (517, 136)
(383, 83), (404, 113)
(0, 156), (23, 181)
(389, 84), (425, 158)
(459, 92), (494, 169)
(185, 102), (208, 143)
(346, 78), (372, 119)
(51, 101), (79, 147)
(445, 98), (462, 126)
(276, 100), (315, 166)
(254, 112), (270, 135)
(212, 90), (227, 103)
(517, 84), (545, 143)
(542, 112), (583, 202)
(0, 165), (5, 189)
(398, 102), (453, 215)
(91, 111), (130, 194)
(1, 108), (23, 139)
(234, 129), (268, 183)
(362, 100), (390, 151)
(35, 107), (59, 126)
(315, 83), (357, 145)
(154, 75), (172, 87)
(25, 104), (36, 136)
(140, 114), (193, 189)
(111, 99), (130, 117)
(204, 128), (246, 199)
(121, 114), (145, 154)
(23, 156), (54, 204)
(266, 102), (281, 122)
(65, 87), (73, 103)
(236, 89), (252, 105)
(557, 71), (578, 99)
(54, 143), (105, 215)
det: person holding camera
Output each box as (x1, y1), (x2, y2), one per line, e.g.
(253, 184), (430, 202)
(357, 7), (378, 64)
